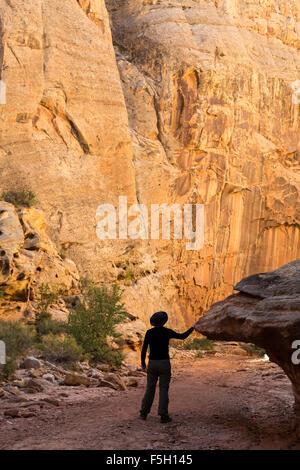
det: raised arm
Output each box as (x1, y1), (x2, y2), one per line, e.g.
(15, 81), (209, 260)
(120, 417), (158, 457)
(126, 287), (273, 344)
(169, 327), (194, 340)
(141, 330), (150, 368)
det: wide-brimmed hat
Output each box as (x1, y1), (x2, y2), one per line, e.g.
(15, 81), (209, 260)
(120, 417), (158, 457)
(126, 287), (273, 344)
(150, 311), (168, 327)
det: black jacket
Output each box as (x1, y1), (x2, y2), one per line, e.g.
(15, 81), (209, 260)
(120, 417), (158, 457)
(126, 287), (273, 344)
(141, 326), (194, 366)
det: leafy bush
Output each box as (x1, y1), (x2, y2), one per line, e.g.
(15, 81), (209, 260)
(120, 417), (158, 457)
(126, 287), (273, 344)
(38, 283), (59, 310)
(38, 333), (83, 365)
(196, 351), (204, 358)
(240, 343), (265, 357)
(35, 311), (67, 338)
(0, 320), (35, 378)
(68, 281), (129, 367)
(35, 284), (66, 339)
(182, 337), (215, 351)
(1, 189), (38, 208)
(117, 263), (135, 284)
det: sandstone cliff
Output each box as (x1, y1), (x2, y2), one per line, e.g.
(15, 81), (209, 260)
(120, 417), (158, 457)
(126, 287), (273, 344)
(0, 0), (299, 327)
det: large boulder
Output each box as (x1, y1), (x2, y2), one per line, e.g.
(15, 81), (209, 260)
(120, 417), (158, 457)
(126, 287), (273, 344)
(63, 372), (91, 387)
(195, 259), (300, 430)
(23, 356), (42, 370)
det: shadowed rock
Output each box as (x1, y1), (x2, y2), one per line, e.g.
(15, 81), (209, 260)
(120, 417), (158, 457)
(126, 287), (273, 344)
(195, 260), (300, 432)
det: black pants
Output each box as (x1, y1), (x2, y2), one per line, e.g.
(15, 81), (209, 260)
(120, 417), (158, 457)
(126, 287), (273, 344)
(140, 359), (171, 416)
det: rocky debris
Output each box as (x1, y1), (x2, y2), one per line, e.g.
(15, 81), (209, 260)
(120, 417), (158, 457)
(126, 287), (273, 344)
(195, 260), (300, 433)
(42, 374), (55, 383)
(25, 378), (47, 393)
(3, 385), (27, 401)
(104, 373), (127, 391)
(4, 408), (20, 419)
(4, 406), (38, 419)
(23, 357), (42, 370)
(98, 373), (127, 391)
(169, 341), (255, 360)
(96, 363), (111, 373)
(0, 355), (145, 426)
(63, 372), (91, 387)
(43, 397), (62, 407)
(98, 378), (120, 390)
(78, 361), (91, 372)
(124, 377), (138, 388)
(87, 369), (103, 379)
(20, 410), (37, 418)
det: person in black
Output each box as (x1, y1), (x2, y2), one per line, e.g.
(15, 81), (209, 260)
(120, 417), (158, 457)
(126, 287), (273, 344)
(140, 311), (194, 423)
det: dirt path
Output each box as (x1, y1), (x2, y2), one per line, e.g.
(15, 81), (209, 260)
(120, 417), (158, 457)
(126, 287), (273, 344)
(0, 356), (299, 450)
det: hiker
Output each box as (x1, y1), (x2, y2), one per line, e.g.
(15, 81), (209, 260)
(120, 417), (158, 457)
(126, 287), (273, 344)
(140, 311), (195, 423)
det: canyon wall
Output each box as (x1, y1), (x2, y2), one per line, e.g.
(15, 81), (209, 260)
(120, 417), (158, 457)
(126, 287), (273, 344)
(0, 0), (299, 327)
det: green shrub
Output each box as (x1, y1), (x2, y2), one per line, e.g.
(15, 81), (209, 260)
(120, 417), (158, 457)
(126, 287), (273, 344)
(2, 189), (38, 208)
(196, 351), (204, 358)
(38, 333), (83, 365)
(182, 337), (215, 351)
(240, 343), (265, 357)
(68, 281), (128, 367)
(38, 283), (59, 309)
(0, 320), (35, 378)
(35, 311), (67, 338)
(35, 284), (66, 340)
(117, 263), (135, 284)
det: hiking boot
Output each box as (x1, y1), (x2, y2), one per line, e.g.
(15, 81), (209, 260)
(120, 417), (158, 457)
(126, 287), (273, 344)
(140, 412), (147, 420)
(160, 415), (172, 423)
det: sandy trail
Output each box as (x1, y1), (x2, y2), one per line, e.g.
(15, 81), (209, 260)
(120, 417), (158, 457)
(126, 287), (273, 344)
(0, 356), (299, 450)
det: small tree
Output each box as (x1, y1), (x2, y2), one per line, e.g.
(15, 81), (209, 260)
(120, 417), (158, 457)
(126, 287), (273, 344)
(68, 281), (128, 367)
(1, 189), (38, 208)
(35, 284), (66, 338)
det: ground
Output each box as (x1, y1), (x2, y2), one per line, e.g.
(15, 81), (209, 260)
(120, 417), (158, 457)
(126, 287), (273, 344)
(0, 356), (299, 450)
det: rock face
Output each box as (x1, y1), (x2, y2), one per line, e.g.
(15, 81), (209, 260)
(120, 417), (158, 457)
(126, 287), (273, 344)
(0, 0), (299, 326)
(195, 259), (300, 426)
(0, 0), (136, 281)
(115, 319), (147, 365)
(107, 0), (300, 322)
(0, 201), (79, 320)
